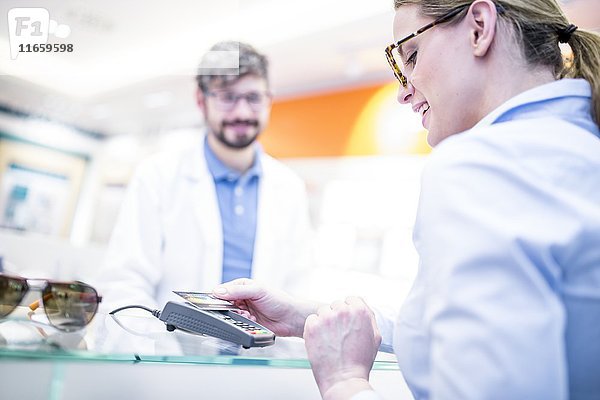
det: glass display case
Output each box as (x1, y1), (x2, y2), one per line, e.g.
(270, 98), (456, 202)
(0, 306), (413, 400)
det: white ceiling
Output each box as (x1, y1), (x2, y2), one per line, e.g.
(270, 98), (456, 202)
(0, 0), (397, 137)
(0, 0), (597, 138)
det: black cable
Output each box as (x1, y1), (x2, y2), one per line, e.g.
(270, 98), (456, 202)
(109, 304), (161, 318)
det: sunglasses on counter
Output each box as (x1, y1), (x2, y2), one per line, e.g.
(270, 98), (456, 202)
(0, 273), (102, 332)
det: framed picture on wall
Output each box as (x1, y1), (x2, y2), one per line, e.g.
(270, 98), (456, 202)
(0, 137), (87, 237)
(0, 163), (70, 235)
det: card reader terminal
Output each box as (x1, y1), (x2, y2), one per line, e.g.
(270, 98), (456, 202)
(159, 301), (275, 348)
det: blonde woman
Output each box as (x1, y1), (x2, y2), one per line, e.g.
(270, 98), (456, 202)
(215, 1), (600, 399)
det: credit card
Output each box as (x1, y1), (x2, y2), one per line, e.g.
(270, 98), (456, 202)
(173, 291), (238, 310)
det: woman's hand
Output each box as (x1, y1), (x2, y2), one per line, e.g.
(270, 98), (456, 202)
(213, 278), (318, 338)
(303, 296), (381, 400)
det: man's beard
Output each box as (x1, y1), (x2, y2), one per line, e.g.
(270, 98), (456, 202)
(214, 119), (260, 149)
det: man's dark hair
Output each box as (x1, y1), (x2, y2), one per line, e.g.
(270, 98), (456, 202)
(196, 41), (269, 93)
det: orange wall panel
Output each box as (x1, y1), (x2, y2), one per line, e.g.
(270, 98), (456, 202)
(260, 83), (386, 158)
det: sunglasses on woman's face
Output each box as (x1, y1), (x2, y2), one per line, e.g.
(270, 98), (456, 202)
(0, 273), (102, 332)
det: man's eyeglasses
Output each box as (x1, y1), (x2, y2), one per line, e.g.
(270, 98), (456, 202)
(385, 5), (470, 87)
(206, 91), (272, 112)
(0, 273), (102, 332)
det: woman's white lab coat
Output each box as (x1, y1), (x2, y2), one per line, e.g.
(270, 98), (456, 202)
(98, 139), (313, 310)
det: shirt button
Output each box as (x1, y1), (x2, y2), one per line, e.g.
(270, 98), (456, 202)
(234, 205), (244, 215)
(234, 186), (243, 196)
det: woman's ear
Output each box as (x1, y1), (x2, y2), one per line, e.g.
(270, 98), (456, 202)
(467, 0), (498, 57)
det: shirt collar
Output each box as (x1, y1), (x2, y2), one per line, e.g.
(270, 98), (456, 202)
(474, 78), (592, 129)
(203, 135), (263, 182)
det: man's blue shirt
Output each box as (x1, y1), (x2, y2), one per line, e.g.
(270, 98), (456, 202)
(204, 137), (262, 283)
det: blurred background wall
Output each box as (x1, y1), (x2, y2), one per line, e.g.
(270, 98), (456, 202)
(0, 0), (597, 308)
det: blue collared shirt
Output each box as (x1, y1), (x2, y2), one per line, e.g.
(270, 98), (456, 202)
(366, 79), (600, 400)
(203, 137), (262, 283)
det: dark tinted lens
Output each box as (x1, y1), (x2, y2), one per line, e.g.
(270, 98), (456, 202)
(0, 274), (29, 318)
(42, 282), (100, 331)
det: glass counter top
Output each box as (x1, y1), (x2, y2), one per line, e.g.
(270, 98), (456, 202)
(0, 306), (399, 369)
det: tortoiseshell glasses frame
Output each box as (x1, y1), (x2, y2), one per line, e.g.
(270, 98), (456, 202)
(384, 4), (470, 87)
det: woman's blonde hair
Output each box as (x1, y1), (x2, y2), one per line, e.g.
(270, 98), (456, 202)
(394, 0), (600, 125)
